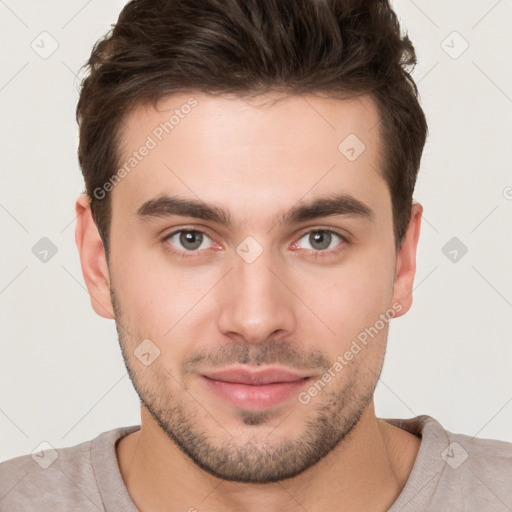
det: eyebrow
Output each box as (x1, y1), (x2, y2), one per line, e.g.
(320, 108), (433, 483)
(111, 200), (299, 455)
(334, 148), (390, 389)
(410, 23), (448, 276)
(136, 193), (374, 227)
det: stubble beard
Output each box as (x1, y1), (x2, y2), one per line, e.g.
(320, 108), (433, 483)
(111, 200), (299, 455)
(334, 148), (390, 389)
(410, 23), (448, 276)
(111, 288), (384, 483)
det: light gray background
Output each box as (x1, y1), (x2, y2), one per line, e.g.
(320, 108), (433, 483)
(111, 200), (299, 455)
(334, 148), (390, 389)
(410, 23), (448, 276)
(1, 0), (511, 462)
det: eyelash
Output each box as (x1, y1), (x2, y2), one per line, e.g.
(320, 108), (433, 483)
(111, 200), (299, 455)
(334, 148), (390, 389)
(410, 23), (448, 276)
(161, 228), (348, 260)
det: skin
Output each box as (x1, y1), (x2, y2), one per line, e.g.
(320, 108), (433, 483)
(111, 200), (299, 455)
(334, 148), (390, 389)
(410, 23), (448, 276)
(75, 91), (423, 512)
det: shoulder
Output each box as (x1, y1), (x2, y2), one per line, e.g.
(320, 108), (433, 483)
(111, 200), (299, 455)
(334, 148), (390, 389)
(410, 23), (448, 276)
(0, 437), (100, 512)
(421, 415), (512, 473)
(439, 420), (512, 510)
(443, 423), (512, 485)
(385, 415), (512, 511)
(0, 425), (138, 512)
(389, 414), (512, 467)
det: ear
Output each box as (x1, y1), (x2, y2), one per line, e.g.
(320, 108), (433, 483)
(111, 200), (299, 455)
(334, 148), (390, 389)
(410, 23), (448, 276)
(391, 202), (423, 317)
(74, 194), (115, 319)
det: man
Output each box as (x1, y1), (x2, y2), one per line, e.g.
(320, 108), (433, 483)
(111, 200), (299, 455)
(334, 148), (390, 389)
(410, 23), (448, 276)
(1, 0), (511, 511)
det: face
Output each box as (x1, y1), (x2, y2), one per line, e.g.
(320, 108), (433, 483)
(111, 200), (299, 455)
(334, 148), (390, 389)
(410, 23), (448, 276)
(78, 91), (421, 483)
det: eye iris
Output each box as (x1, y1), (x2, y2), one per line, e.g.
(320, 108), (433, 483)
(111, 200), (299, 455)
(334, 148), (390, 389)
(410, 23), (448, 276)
(180, 231), (203, 250)
(309, 230), (332, 250)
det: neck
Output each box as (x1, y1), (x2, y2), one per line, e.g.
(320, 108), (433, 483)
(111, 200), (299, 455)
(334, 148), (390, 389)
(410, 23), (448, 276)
(116, 401), (420, 512)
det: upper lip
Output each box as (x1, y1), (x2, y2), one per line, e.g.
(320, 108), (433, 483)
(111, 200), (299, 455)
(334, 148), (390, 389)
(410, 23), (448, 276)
(201, 367), (311, 385)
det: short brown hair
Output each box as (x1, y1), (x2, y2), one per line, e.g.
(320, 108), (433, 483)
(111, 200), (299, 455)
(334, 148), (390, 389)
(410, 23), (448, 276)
(76, 0), (427, 257)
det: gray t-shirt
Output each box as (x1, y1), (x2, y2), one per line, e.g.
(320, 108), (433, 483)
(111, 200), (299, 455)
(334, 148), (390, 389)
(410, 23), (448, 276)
(1, 415), (511, 511)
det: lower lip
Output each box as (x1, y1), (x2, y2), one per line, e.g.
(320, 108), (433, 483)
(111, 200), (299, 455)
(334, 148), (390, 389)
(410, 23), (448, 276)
(201, 376), (310, 410)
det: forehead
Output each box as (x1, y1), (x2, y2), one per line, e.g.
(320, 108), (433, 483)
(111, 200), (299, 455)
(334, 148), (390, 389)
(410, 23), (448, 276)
(112, 91), (388, 227)
(120, 90), (382, 153)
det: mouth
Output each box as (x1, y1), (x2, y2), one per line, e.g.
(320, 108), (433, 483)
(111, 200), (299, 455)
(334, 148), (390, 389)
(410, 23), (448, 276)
(200, 366), (312, 410)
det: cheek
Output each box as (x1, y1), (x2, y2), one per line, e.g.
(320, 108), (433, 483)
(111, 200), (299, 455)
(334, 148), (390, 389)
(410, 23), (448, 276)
(294, 252), (395, 337)
(109, 241), (223, 345)
(113, 272), (191, 337)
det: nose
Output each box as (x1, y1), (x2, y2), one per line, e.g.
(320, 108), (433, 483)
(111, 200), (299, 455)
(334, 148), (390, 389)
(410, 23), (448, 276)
(216, 248), (298, 345)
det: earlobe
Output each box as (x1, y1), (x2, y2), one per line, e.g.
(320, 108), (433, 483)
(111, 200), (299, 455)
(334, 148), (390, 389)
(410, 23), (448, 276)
(74, 194), (115, 319)
(391, 202), (423, 318)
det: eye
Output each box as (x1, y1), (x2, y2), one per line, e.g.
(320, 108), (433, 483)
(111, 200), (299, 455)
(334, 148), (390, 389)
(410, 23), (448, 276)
(295, 230), (344, 252)
(165, 230), (213, 252)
